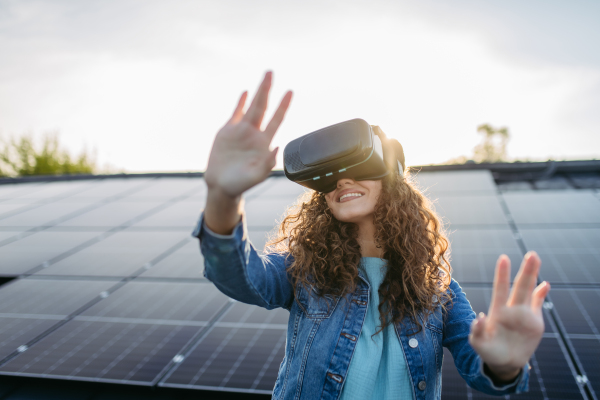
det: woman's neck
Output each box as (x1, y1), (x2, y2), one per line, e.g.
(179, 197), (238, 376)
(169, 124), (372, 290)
(356, 220), (383, 258)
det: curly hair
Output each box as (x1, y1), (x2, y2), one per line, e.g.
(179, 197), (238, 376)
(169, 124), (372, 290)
(266, 169), (452, 336)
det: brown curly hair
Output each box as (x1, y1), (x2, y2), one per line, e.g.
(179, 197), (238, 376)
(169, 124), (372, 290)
(266, 169), (452, 336)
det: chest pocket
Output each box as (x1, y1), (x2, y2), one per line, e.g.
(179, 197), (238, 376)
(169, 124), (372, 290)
(296, 284), (341, 319)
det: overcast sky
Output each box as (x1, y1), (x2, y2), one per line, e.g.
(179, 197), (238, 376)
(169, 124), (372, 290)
(1, 0), (599, 172)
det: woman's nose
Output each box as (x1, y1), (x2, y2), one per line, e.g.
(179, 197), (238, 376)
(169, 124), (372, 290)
(337, 178), (355, 188)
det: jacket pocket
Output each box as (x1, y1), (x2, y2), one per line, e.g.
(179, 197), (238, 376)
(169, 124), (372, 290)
(296, 284), (341, 319)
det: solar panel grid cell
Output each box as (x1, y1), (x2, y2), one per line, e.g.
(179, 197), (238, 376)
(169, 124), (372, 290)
(570, 339), (600, 396)
(79, 282), (229, 323)
(0, 279), (116, 316)
(132, 201), (204, 228)
(161, 326), (286, 393)
(0, 318), (60, 361)
(0, 231), (100, 275)
(549, 289), (600, 335)
(413, 170), (497, 195)
(503, 191), (600, 224)
(34, 231), (186, 277)
(139, 240), (204, 279)
(57, 201), (166, 228)
(431, 195), (510, 227)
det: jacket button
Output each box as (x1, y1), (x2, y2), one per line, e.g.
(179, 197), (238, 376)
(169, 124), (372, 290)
(418, 380), (426, 391)
(409, 338), (419, 348)
(328, 373), (343, 383)
(341, 332), (357, 341)
(432, 295), (438, 303)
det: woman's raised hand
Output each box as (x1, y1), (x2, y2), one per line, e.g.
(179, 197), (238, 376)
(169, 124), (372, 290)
(204, 72), (293, 197)
(468, 252), (551, 383)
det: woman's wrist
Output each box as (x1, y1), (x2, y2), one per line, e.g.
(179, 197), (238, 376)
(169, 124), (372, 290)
(204, 188), (243, 235)
(483, 362), (521, 385)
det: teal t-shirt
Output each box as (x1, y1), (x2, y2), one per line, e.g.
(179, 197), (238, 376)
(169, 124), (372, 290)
(340, 257), (415, 400)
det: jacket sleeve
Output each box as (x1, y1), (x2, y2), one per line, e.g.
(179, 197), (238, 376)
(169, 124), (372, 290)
(442, 278), (531, 395)
(191, 211), (295, 311)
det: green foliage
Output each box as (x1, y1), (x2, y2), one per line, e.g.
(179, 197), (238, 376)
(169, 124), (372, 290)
(0, 132), (97, 177)
(472, 123), (510, 163)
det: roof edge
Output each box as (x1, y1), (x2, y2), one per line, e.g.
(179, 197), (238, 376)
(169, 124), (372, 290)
(1, 160), (599, 185)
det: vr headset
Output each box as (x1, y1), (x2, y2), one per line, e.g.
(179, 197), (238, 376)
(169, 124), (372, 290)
(283, 118), (406, 193)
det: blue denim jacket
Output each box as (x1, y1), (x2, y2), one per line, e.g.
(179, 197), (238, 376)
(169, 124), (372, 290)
(193, 213), (530, 399)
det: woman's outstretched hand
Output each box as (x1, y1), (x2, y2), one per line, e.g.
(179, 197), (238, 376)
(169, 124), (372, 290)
(203, 72), (292, 235)
(469, 252), (551, 383)
(204, 71), (293, 197)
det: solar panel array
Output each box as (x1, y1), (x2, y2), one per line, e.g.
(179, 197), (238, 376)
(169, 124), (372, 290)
(0, 173), (598, 399)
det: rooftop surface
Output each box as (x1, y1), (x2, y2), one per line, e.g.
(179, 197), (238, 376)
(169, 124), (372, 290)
(0, 161), (599, 399)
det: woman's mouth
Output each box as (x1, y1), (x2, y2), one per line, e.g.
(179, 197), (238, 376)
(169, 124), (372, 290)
(339, 192), (364, 202)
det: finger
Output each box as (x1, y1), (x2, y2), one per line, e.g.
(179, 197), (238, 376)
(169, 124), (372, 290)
(531, 281), (551, 314)
(244, 71), (272, 128)
(229, 91), (248, 124)
(264, 91), (293, 141)
(490, 255), (510, 314)
(469, 312), (487, 343)
(509, 251), (541, 305)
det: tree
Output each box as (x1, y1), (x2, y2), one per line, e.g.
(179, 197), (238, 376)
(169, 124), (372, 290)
(472, 123), (510, 163)
(0, 132), (97, 177)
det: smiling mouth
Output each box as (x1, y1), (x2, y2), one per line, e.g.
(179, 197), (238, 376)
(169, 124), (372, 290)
(339, 193), (364, 202)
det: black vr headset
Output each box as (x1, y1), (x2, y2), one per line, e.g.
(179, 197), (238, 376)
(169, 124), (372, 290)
(283, 118), (406, 193)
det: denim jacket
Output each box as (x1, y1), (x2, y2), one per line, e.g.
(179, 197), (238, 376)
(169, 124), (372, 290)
(192, 213), (530, 400)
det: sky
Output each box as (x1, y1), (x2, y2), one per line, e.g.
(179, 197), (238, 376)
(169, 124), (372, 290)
(0, 0), (599, 173)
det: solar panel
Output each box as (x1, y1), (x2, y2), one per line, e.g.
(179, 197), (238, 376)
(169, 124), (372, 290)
(0, 182), (44, 199)
(79, 281), (229, 323)
(570, 339), (600, 396)
(0, 278), (116, 316)
(160, 326), (286, 393)
(503, 191), (600, 225)
(67, 179), (155, 199)
(431, 195), (510, 227)
(413, 170), (497, 195)
(122, 178), (205, 200)
(139, 240), (204, 279)
(548, 289), (600, 335)
(132, 201), (204, 228)
(520, 228), (600, 250)
(0, 231), (100, 276)
(0, 317), (60, 361)
(450, 252), (524, 284)
(56, 200), (166, 228)
(534, 252), (600, 285)
(0, 202), (100, 228)
(34, 231), (186, 277)
(1, 173), (599, 399)
(0, 320), (200, 385)
(0, 203), (36, 219)
(7, 181), (95, 200)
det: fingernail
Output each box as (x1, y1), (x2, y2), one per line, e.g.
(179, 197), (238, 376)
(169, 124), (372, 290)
(478, 312), (485, 319)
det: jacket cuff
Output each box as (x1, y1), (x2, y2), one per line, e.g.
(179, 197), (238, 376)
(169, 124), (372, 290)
(478, 359), (530, 394)
(191, 212), (246, 254)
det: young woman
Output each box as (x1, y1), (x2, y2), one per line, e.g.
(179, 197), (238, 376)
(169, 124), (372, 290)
(194, 72), (550, 399)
